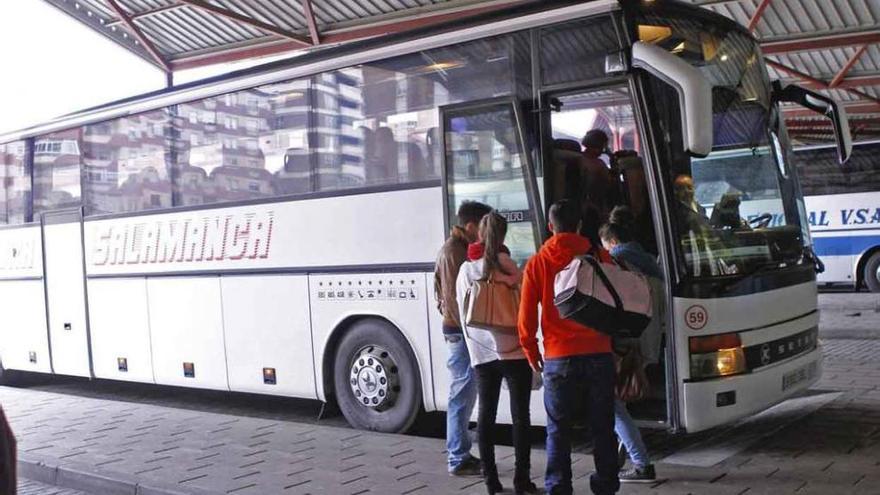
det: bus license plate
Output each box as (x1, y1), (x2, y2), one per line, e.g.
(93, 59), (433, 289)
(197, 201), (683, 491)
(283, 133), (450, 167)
(782, 361), (817, 391)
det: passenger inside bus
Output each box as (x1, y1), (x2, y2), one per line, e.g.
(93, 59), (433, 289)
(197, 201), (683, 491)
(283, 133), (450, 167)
(580, 129), (617, 219)
(673, 174), (711, 233)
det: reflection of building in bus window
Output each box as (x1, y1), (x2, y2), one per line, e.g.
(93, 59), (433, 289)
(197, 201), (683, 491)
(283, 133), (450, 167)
(34, 131), (84, 213)
(0, 142), (30, 224)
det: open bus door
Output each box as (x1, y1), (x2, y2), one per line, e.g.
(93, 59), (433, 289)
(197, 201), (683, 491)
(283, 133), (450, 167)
(540, 82), (672, 429)
(438, 98), (546, 424)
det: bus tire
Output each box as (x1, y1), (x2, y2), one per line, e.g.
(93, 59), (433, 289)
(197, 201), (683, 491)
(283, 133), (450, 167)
(332, 319), (421, 433)
(864, 252), (880, 293)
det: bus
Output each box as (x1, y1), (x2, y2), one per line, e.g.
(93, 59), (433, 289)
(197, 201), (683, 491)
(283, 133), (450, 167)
(0, 0), (852, 434)
(791, 141), (880, 291)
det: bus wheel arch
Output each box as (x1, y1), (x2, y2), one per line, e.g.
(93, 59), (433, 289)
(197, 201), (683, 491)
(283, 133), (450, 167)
(857, 249), (880, 292)
(324, 316), (422, 433)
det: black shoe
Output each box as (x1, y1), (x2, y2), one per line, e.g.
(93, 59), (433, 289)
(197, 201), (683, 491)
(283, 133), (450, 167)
(619, 464), (656, 483)
(449, 456), (482, 477)
(485, 477), (503, 494)
(514, 479), (539, 494)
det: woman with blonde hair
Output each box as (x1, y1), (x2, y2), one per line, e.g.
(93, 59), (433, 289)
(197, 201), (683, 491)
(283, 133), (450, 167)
(456, 211), (537, 494)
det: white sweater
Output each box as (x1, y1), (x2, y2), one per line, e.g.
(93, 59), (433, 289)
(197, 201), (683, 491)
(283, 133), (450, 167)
(455, 255), (526, 366)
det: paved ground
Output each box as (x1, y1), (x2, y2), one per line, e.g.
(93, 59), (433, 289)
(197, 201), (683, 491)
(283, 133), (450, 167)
(818, 292), (880, 339)
(17, 479), (91, 495)
(4, 293), (880, 494)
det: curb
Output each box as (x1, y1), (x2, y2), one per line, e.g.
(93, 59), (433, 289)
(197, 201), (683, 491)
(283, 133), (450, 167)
(18, 456), (216, 495)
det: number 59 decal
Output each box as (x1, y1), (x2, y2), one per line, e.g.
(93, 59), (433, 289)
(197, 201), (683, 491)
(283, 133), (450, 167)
(685, 305), (708, 330)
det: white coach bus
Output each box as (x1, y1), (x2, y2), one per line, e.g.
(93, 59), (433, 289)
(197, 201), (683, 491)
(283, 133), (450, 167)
(0, 0), (851, 433)
(790, 141), (880, 291)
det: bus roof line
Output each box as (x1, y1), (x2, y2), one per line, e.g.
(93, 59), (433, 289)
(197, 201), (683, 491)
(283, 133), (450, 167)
(0, 0), (618, 144)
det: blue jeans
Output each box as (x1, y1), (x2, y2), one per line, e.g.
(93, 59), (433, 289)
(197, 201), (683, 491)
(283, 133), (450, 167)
(544, 354), (619, 495)
(445, 333), (477, 470)
(614, 399), (650, 468)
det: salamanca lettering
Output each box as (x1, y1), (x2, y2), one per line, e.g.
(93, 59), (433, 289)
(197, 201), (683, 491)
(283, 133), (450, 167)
(92, 211), (274, 266)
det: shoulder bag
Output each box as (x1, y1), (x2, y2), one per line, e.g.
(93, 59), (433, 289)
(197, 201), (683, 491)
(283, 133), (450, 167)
(553, 255), (652, 338)
(464, 276), (520, 335)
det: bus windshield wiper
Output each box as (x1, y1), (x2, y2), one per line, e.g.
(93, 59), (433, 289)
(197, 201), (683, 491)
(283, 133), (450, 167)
(719, 259), (791, 291)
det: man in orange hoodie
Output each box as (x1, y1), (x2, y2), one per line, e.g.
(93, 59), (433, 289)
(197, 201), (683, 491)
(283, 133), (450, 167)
(518, 199), (619, 495)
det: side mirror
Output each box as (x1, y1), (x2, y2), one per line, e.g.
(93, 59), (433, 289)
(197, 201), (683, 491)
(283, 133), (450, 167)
(773, 83), (853, 165)
(631, 41), (714, 157)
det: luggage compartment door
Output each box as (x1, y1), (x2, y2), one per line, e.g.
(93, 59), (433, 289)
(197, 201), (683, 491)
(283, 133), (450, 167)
(42, 209), (92, 377)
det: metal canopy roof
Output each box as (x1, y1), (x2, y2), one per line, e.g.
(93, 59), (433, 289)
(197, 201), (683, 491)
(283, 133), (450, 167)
(39, 0), (880, 142)
(41, 0), (522, 71)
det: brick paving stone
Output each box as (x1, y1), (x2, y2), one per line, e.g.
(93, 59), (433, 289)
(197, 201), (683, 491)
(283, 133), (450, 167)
(17, 479), (92, 495)
(5, 333), (880, 494)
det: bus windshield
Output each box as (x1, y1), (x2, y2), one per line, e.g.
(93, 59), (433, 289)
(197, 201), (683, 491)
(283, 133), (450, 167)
(637, 7), (805, 279)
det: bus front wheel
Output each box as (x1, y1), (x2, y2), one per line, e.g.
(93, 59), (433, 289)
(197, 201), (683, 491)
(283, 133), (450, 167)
(332, 319), (422, 433)
(864, 252), (880, 292)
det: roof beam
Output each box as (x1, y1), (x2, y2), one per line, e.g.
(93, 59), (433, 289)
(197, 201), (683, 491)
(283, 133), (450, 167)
(170, 0), (520, 71)
(789, 128), (880, 137)
(783, 74), (880, 90)
(175, 0), (311, 47)
(747, 0), (772, 32)
(103, 0), (171, 73)
(301, 0), (321, 45)
(765, 59), (828, 89)
(786, 117), (880, 128)
(766, 59), (880, 106)
(761, 29), (880, 55)
(829, 45), (868, 89)
(783, 102), (880, 118)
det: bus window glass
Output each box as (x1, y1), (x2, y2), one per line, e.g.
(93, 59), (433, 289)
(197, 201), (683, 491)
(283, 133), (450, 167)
(638, 9), (805, 279)
(169, 33), (524, 207)
(310, 34), (524, 192)
(539, 16), (620, 87)
(34, 131), (83, 213)
(0, 141), (30, 224)
(793, 142), (880, 197)
(82, 110), (172, 215)
(175, 90), (277, 206)
(445, 104), (538, 263)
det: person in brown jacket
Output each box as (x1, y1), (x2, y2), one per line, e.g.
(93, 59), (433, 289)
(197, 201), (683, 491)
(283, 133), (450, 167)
(434, 200), (492, 477)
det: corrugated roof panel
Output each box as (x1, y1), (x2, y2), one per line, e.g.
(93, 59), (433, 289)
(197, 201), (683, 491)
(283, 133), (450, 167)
(120, 0), (175, 16)
(212, 0), (305, 32)
(854, 44), (880, 75)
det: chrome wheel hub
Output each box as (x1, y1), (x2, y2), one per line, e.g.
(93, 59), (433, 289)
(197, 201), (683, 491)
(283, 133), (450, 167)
(349, 345), (399, 411)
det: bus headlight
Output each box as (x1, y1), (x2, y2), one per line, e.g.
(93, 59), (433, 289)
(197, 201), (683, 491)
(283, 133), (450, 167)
(689, 333), (748, 379)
